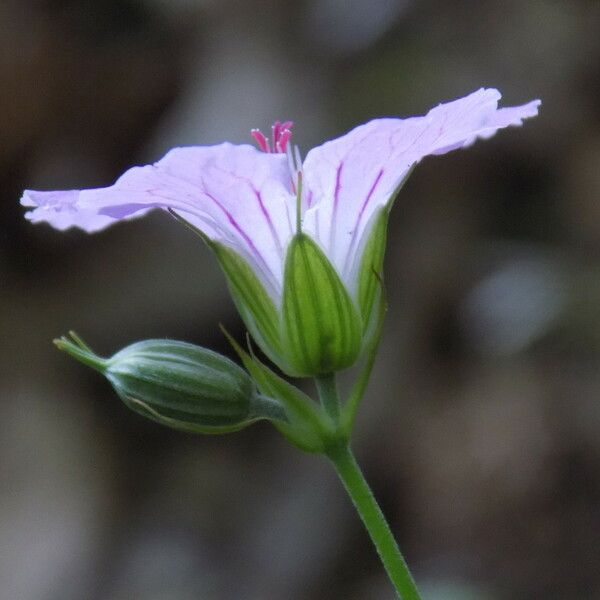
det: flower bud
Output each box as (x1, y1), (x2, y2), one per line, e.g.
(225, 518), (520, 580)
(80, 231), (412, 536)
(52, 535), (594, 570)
(55, 334), (282, 433)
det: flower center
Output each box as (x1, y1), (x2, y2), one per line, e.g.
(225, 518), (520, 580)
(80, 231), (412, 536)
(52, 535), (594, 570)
(251, 120), (305, 231)
(251, 120), (293, 153)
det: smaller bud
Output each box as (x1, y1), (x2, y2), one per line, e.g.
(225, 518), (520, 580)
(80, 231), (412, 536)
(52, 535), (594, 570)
(54, 333), (284, 433)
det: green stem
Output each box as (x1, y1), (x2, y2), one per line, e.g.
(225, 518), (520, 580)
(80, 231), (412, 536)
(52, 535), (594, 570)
(327, 444), (423, 600)
(315, 374), (422, 599)
(315, 374), (340, 421)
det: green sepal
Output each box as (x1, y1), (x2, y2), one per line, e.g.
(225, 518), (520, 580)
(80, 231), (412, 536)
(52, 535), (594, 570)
(341, 280), (387, 435)
(55, 333), (285, 434)
(354, 163), (413, 333)
(356, 207), (389, 332)
(168, 209), (288, 371)
(211, 243), (284, 360)
(113, 388), (285, 435)
(113, 389), (267, 435)
(281, 233), (363, 377)
(221, 326), (331, 453)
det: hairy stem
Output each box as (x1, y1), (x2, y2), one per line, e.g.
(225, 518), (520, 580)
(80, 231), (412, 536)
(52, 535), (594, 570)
(327, 444), (423, 600)
(316, 373), (422, 600)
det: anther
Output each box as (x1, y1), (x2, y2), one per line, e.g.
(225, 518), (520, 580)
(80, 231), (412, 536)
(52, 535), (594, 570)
(251, 121), (294, 154)
(251, 129), (270, 153)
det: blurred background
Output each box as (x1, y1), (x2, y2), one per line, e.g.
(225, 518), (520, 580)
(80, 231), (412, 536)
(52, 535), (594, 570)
(1, 1), (599, 598)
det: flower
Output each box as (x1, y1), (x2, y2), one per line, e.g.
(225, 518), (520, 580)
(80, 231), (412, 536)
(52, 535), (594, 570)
(22, 88), (540, 375)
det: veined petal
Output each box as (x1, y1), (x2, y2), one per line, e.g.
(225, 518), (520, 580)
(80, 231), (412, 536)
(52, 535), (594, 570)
(302, 88), (541, 291)
(22, 143), (297, 295)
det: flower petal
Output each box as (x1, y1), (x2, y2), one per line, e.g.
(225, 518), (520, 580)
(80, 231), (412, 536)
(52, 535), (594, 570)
(21, 189), (143, 233)
(22, 143), (297, 293)
(302, 88), (541, 289)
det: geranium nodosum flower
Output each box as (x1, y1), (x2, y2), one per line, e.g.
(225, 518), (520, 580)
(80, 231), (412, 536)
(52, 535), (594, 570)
(22, 89), (540, 376)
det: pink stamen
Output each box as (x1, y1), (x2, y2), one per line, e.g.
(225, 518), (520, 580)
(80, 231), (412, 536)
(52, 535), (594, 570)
(251, 129), (270, 153)
(277, 129), (292, 153)
(272, 121), (282, 144)
(251, 121), (294, 153)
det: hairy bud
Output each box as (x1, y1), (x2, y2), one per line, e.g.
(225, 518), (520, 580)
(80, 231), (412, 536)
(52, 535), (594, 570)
(54, 333), (284, 433)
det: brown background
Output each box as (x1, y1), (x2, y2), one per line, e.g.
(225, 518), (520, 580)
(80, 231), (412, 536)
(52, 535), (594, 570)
(1, 1), (600, 599)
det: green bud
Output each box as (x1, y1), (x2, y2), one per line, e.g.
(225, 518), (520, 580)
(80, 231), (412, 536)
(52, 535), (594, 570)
(54, 333), (284, 433)
(281, 233), (363, 377)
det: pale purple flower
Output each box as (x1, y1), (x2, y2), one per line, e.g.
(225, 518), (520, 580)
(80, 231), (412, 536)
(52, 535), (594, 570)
(22, 88), (540, 302)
